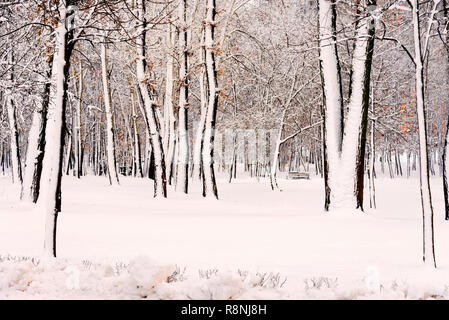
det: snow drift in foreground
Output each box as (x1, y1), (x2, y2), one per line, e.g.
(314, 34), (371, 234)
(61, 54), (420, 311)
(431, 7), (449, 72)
(1, 254), (448, 300)
(0, 255), (286, 299)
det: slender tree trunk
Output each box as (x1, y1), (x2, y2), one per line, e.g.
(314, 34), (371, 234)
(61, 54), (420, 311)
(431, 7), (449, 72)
(131, 87), (143, 178)
(270, 109), (287, 190)
(369, 88), (376, 209)
(101, 36), (120, 185)
(64, 116), (73, 175)
(228, 130), (237, 183)
(412, 0), (436, 267)
(443, 115), (449, 220)
(354, 2), (376, 210)
(164, 24), (176, 184)
(76, 60), (84, 178)
(201, 0), (219, 199)
(176, 0), (190, 193)
(192, 29), (208, 180)
(5, 50), (22, 185)
(442, 0), (449, 221)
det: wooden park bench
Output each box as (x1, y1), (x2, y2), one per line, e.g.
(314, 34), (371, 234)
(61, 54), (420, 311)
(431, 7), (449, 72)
(287, 171), (310, 180)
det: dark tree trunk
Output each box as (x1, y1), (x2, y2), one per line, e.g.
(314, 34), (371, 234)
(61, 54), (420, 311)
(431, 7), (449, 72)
(443, 0), (449, 220)
(443, 114), (449, 220)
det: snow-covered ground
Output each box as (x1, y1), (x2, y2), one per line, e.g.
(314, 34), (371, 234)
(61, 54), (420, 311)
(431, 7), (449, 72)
(1, 173), (449, 299)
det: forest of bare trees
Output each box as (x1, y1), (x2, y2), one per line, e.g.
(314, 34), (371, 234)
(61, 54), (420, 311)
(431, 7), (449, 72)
(1, 0), (449, 271)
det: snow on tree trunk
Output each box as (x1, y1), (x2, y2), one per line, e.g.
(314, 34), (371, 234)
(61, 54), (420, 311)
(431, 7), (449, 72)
(318, 0), (344, 211)
(201, 0), (219, 199)
(319, 0), (375, 212)
(22, 104), (42, 201)
(131, 87), (143, 178)
(21, 73), (50, 203)
(75, 60), (84, 178)
(176, 0), (190, 194)
(40, 4), (71, 257)
(135, 0), (167, 197)
(163, 24), (176, 185)
(412, 0), (437, 267)
(228, 130), (237, 183)
(335, 6), (375, 211)
(30, 71), (52, 203)
(101, 36), (120, 186)
(270, 109), (287, 190)
(192, 29), (208, 180)
(5, 51), (22, 185)
(369, 88), (376, 209)
(64, 119), (73, 175)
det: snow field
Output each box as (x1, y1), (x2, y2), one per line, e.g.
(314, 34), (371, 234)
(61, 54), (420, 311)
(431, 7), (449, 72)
(1, 173), (449, 299)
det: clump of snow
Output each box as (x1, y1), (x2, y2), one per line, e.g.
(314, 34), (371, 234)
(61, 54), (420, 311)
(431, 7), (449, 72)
(207, 273), (247, 299)
(127, 256), (176, 298)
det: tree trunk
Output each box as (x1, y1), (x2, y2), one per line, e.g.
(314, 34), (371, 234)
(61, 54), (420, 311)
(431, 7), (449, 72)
(443, 114), (449, 220)
(164, 24), (176, 185)
(135, 0), (167, 197)
(101, 36), (120, 185)
(442, 0), (449, 221)
(228, 130), (238, 183)
(412, 0), (436, 267)
(270, 109), (287, 190)
(369, 87), (376, 209)
(335, 2), (375, 211)
(192, 29), (208, 180)
(21, 62), (51, 203)
(40, 3), (74, 257)
(131, 87), (143, 178)
(176, 0), (190, 193)
(201, 0), (219, 199)
(5, 50), (22, 185)
(318, 0), (344, 211)
(75, 60), (84, 178)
